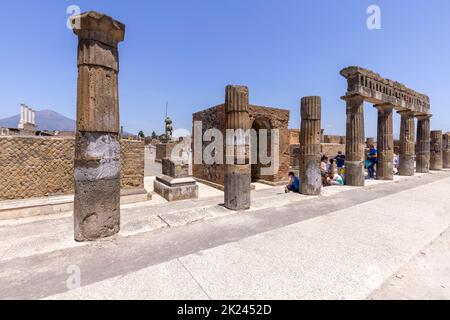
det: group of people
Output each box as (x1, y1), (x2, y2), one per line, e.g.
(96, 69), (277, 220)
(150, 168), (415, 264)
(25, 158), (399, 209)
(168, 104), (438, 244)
(365, 145), (401, 178)
(285, 151), (346, 193)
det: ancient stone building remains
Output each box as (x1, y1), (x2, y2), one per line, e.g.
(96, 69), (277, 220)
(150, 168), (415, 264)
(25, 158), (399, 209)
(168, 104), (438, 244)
(72, 11), (125, 241)
(192, 98), (290, 189)
(443, 133), (450, 169)
(430, 130), (443, 171)
(299, 97), (322, 196)
(341, 66), (431, 185)
(0, 136), (145, 201)
(18, 104), (36, 131)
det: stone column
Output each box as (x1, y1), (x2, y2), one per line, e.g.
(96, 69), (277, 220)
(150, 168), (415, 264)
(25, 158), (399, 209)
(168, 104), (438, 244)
(72, 12), (125, 241)
(344, 95), (365, 186)
(224, 85), (251, 211)
(443, 133), (450, 169)
(299, 96), (322, 195)
(375, 104), (394, 180)
(430, 130), (443, 170)
(416, 114), (432, 173)
(398, 111), (416, 176)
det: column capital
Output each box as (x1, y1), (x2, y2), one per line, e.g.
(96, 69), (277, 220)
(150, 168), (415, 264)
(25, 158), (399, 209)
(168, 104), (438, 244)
(397, 109), (415, 117)
(341, 94), (364, 103)
(374, 103), (394, 111)
(72, 11), (125, 47)
(416, 113), (433, 120)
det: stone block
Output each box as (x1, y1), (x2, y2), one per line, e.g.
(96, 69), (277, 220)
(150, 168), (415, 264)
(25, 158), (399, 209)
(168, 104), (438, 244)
(153, 175), (198, 202)
(162, 158), (189, 178)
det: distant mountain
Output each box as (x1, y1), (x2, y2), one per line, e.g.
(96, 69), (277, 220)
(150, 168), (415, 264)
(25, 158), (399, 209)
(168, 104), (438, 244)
(0, 110), (76, 132)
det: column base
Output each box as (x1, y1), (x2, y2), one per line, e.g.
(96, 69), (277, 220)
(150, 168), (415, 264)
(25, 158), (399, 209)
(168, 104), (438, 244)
(398, 155), (415, 176)
(416, 154), (430, 173)
(345, 161), (365, 186)
(224, 165), (251, 211)
(377, 160), (394, 181)
(300, 155), (321, 196)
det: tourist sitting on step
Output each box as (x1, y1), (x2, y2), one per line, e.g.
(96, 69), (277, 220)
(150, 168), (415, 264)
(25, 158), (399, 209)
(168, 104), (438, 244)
(285, 172), (300, 193)
(321, 155), (330, 186)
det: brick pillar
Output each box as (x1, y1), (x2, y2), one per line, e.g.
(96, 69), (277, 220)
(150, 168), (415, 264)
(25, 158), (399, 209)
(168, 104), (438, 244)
(72, 12), (125, 241)
(398, 111), (416, 176)
(375, 104), (394, 180)
(299, 96), (322, 195)
(430, 130), (443, 170)
(443, 133), (450, 169)
(344, 95), (365, 186)
(416, 114), (432, 173)
(224, 85), (251, 211)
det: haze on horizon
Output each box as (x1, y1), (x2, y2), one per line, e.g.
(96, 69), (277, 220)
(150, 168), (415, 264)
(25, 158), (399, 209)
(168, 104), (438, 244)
(0, 0), (449, 137)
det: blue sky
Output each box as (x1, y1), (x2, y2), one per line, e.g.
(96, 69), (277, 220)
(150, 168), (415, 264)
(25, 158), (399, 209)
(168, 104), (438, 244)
(0, 0), (449, 137)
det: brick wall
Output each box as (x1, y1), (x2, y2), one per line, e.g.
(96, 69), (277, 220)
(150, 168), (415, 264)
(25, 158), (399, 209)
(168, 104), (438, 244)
(0, 136), (144, 200)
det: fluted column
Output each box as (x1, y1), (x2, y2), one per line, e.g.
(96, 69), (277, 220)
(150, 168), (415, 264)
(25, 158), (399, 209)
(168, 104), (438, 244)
(430, 130), (443, 170)
(375, 104), (394, 180)
(299, 96), (322, 195)
(443, 133), (450, 169)
(72, 12), (125, 241)
(416, 114), (432, 173)
(344, 95), (365, 186)
(398, 111), (416, 176)
(224, 85), (251, 211)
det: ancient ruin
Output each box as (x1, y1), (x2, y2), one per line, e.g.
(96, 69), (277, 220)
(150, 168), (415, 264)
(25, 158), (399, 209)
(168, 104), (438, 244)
(72, 12), (125, 241)
(154, 158), (199, 201)
(430, 130), (443, 171)
(341, 66), (431, 185)
(192, 96), (290, 189)
(299, 96), (322, 195)
(443, 133), (450, 169)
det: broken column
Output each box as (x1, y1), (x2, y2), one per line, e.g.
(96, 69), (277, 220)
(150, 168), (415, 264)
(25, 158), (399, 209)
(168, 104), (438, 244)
(154, 158), (199, 201)
(398, 111), (416, 176)
(416, 114), (432, 173)
(443, 133), (450, 169)
(72, 12), (125, 241)
(344, 95), (365, 186)
(430, 130), (443, 170)
(224, 85), (251, 211)
(299, 96), (322, 195)
(375, 104), (394, 180)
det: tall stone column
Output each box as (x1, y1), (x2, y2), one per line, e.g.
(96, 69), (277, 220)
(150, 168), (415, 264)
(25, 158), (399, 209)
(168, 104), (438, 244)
(443, 133), (450, 169)
(224, 85), (251, 211)
(430, 130), (443, 170)
(72, 12), (125, 241)
(344, 95), (365, 186)
(299, 96), (322, 195)
(374, 104), (394, 180)
(398, 111), (416, 176)
(416, 114), (432, 173)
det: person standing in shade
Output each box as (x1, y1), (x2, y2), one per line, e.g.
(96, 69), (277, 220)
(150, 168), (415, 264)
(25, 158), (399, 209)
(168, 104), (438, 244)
(335, 151), (346, 174)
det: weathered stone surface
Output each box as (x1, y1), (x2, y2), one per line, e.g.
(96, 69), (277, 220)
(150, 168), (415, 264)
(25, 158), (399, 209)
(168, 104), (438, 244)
(162, 158), (189, 178)
(416, 114), (431, 173)
(73, 11), (125, 241)
(155, 143), (177, 163)
(341, 66), (430, 114)
(375, 104), (394, 180)
(224, 85), (251, 211)
(430, 130), (443, 171)
(224, 165), (251, 211)
(299, 96), (322, 195)
(344, 95), (365, 186)
(74, 177), (120, 241)
(398, 111), (415, 176)
(443, 133), (450, 169)
(153, 175), (198, 202)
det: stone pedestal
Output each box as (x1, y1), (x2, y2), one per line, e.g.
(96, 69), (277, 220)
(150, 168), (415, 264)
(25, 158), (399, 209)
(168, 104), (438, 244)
(430, 130), (443, 170)
(344, 95), (365, 186)
(299, 96), (322, 195)
(72, 12), (125, 241)
(398, 111), (415, 176)
(155, 143), (177, 163)
(416, 114), (432, 173)
(375, 104), (394, 180)
(154, 158), (198, 201)
(443, 133), (450, 169)
(224, 85), (251, 211)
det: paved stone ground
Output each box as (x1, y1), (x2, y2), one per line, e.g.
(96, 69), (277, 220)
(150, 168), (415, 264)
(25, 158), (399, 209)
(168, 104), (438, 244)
(0, 170), (449, 300)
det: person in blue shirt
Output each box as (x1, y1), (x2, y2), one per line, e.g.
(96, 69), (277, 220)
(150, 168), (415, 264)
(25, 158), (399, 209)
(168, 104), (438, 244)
(285, 172), (300, 193)
(368, 145), (378, 179)
(335, 151), (346, 173)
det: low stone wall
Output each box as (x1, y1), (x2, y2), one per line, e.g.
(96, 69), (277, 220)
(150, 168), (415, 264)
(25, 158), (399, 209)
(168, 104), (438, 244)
(0, 136), (144, 200)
